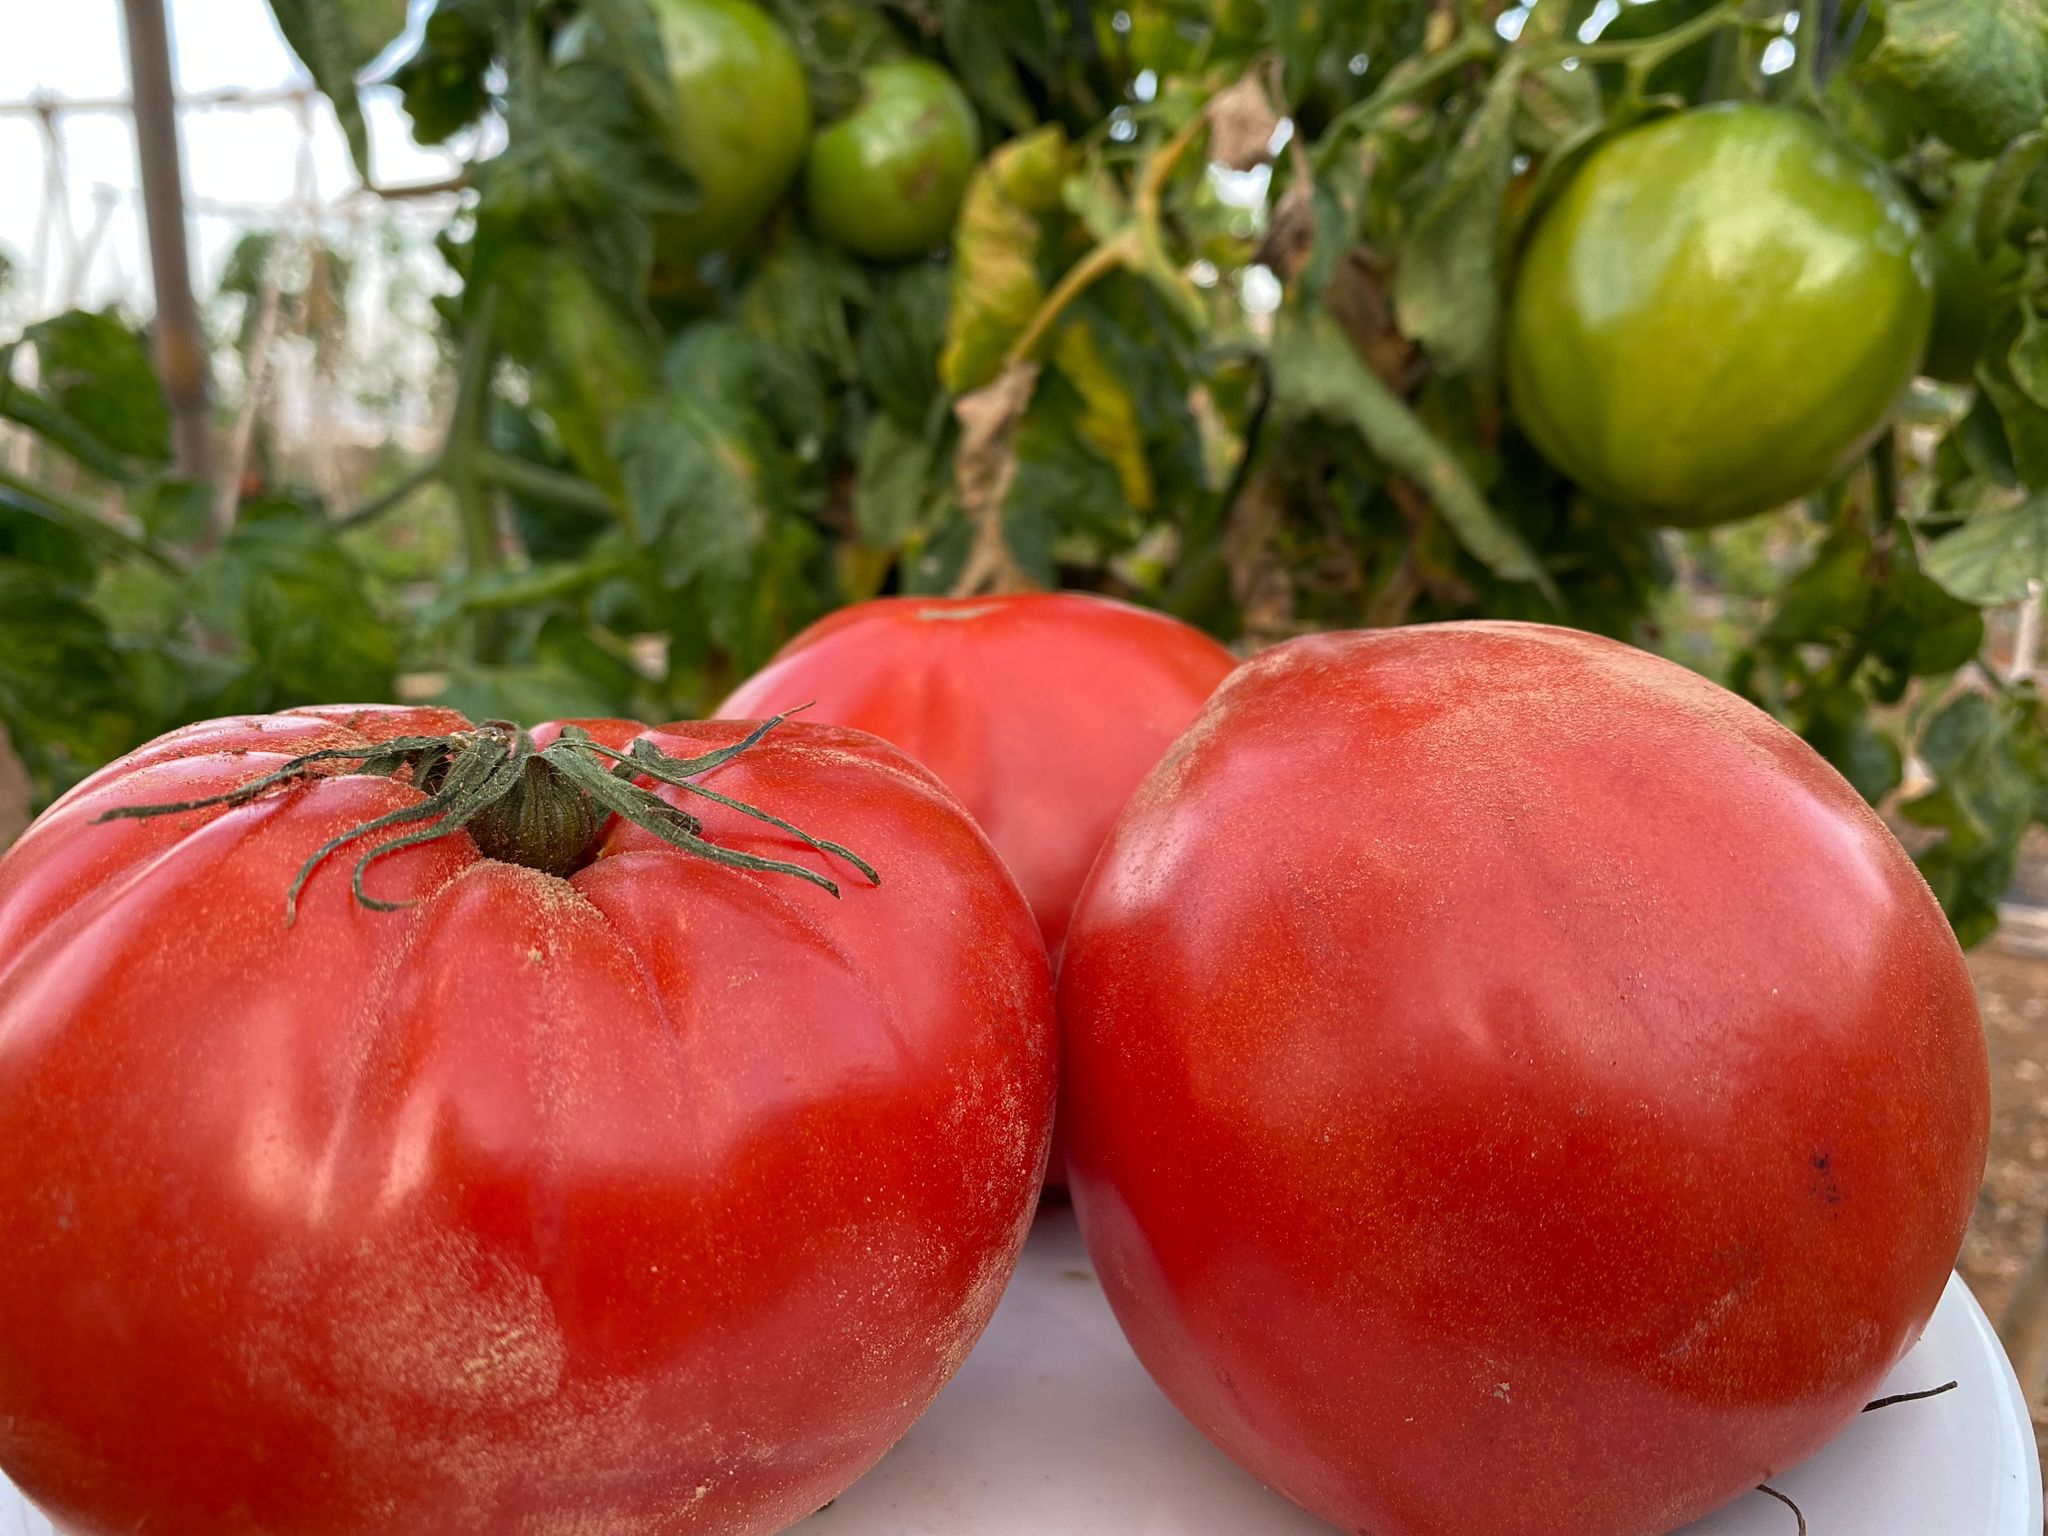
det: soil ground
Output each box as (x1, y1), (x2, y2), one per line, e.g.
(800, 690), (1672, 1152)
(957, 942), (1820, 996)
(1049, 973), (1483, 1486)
(1960, 930), (2048, 1493)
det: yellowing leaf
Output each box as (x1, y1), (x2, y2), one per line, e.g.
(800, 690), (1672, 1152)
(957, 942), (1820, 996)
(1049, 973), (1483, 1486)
(1053, 320), (1155, 511)
(941, 128), (1072, 394)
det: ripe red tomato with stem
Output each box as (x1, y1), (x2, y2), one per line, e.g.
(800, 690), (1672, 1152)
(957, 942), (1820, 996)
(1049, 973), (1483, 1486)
(1060, 623), (1990, 1536)
(0, 704), (1054, 1536)
(718, 594), (1238, 1188)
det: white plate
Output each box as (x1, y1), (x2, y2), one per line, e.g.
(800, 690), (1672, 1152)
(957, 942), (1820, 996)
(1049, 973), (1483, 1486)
(4, 1206), (2040, 1536)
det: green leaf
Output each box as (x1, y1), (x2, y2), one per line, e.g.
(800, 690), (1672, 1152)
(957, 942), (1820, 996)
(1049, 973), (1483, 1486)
(392, 0), (499, 145)
(499, 254), (663, 496)
(1515, 56), (1601, 156)
(666, 321), (826, 457)
(0, 487), (96, 586)
(1872, 542), (1988, 680)
(853, 413), (932, 549)
(2012, 302), (2048, 409)
(1393, 61), (1522, 379)
(1903, 690), (2045, 946)
(737, 234), (871, 379)
(0, 564), (136, 796)
(1925, 495), (2048, 605)
(188, 501), (398, 706)
(490, 403), (612, 561)
(0, 311), (172, 479)
(437, 613), (641, 723)
(132, 479), (213, 546)
(1978, 346), (2048, 487)
(469, 56), (698, 301)
(1765, 530), (1872, 642)
(571, 0), (691, 156)
(941, 127), (1073, 393)
(941, 0), (1039, 132)
(1859, 0), (2048, 160)
(613, 390), (788, 588)
(859, 265), (952, 427)
(1270, 311), (1555, 599)
(1806, 687), (1906, 805)
(1052, 319), (1153, 512)
(265, 0), (411, 177)
(652, 514), (827, 673)
(27, 311), (172, 462)
(1978, 128), (2048, 260)
(1007, 372), (1136, 549)
(1952, 390), (2022, 489)
(433, 660), (629, 727)
(1765, 527), (1984, 679)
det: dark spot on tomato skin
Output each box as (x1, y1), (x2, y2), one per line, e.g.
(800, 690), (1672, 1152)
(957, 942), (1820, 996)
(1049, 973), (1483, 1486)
(1810, 1150), (1843, 1210)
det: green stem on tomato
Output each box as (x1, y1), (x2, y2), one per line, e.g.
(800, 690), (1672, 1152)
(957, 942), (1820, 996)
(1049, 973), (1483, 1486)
(91, 711), (881, 922)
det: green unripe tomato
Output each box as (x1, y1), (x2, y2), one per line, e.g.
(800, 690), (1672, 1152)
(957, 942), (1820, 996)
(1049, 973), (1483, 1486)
(804, 59), (980, 262)
(1507, 105), (1934, 528)
(558, 0), (811, 268)
(1925, 167), (2024, 385)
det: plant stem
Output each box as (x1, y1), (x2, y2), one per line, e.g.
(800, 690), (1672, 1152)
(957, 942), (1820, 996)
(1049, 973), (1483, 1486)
(1314, 27), (1497, 173)
(472, 448), (616, 516)
(1002, 107), (1213, 369)
(1807, 0), (1845, 92)
(0, 466), (181, 572)
(335, 460), (442, 531)
(1004, 232), (1139, 368)
(1537, 0), (1751, 82)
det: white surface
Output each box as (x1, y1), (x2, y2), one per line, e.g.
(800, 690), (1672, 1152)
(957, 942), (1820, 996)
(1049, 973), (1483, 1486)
(3, 1206), (2040, 1536)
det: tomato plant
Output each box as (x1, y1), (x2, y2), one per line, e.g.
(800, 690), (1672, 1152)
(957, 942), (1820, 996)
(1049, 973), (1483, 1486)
(0, 706), (1054, 1535)
(1925, 165), (2025, 385)
(806, 59), (982, 261)
(1508, 105), (1934, 528)
(5, 0), (2048, 953)
(558, 0), (814, 268)
(1060, 622), (1990, 1536)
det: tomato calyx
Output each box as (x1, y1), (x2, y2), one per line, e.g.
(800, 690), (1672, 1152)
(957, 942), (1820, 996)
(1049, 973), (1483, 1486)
(94, 711), (881, 922)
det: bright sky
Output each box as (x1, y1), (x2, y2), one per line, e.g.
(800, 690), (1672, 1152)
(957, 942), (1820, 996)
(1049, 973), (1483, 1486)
(0, 0), (463, 322)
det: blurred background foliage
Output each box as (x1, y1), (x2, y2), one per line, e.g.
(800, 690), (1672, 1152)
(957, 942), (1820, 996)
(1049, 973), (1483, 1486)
(2, 0), (2046, 944)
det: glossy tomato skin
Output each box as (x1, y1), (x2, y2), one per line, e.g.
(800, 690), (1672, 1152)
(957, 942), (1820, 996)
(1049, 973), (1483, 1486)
(1061, 624), (1989, 1536)
(719, 595), (1236, 1191)
(560, 0), (811, 266)
(0, 706), (1053, 1536)
(804, 59), (981, 261)
(1508, 105), (1934, 527)
(718, 595), (1236, 956)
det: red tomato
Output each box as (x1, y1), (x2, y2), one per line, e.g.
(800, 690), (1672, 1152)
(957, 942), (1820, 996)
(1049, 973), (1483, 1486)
(1060, 624), (1989, 1536)
(719, 594), (1237, 1188)
(0, 705), (1054, 1536)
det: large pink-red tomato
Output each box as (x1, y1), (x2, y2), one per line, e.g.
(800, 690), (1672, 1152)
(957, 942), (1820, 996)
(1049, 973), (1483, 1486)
(0, 705), (1054, 1536)
(1060, 623), (1990, 1536)
(719, 594), (1237, 1188)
